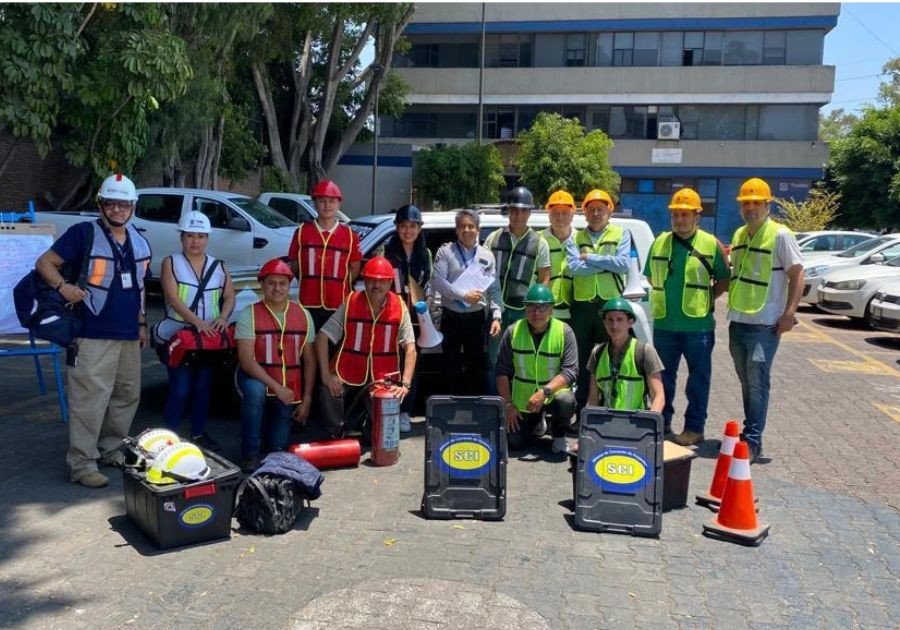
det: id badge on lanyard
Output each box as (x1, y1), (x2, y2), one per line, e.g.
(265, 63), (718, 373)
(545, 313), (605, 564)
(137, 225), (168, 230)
(105, 226), (134, 290)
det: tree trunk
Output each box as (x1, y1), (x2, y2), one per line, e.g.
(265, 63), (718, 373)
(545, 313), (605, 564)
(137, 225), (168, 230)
(56, 170), (92, 210)
(0, 139), (20, 182)
(210, 114), (225, 190)
(251, 60), (295, 187)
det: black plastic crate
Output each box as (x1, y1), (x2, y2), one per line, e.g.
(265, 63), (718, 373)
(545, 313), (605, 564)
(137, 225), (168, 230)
(123, 449), (241, 549)
(422, 396), (507, 520)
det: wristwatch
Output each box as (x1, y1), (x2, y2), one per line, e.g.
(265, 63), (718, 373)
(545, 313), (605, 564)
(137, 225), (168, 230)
(541, 386), (554, 397)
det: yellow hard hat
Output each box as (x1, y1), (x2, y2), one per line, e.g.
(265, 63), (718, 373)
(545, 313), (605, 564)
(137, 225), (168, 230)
(736, 178), (772, 202)
(582, 189), (615, 212)
(668, 188), (702, 212)
(545, 190), (575, 211)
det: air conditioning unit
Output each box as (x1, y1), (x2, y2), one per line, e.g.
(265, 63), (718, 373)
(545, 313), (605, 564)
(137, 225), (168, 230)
(657, 121), (681, 140)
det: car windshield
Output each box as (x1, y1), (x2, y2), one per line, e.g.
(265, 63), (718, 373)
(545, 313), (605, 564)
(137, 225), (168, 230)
(886, 255), (900, 268)
(835, 236), (895, 258)
(349, 216), (387, 242)
(229, 197), (296, 229)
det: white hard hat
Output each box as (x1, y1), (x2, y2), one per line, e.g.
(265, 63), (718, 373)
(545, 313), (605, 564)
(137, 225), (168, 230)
(178, 211), (211, 234)
(146, 442), (210, 485)
(136, 428), (181, 458)
(97, 173), (138, 202)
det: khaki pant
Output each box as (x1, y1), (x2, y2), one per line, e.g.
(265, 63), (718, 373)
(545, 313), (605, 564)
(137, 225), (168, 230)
(66, 338), (141, 481)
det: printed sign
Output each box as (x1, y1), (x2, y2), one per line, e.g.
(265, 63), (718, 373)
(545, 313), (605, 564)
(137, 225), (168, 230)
(438, 435), (493, 478)
(589, 447), (651, 493)
(179, 504), (215, 528)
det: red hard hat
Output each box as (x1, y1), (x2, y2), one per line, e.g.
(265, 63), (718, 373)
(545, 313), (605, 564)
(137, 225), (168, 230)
(311, 179), (343, 201)
(258, 258), (294, 281)
(362, 256), (394, 280)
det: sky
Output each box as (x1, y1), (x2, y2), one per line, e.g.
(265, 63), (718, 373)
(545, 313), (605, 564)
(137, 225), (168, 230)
(823, 1), (900, 114)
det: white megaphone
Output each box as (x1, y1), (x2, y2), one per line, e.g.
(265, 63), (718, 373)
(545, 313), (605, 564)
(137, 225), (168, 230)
(621, 242), (646, 299)
(414, 300), (443, 349)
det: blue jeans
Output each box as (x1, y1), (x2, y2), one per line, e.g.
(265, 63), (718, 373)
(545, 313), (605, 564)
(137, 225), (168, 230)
(237, 370), (293, 458)
(728, 322), (781, 451)
(654, 329), (715, 434)
(164, 364), (213, 437)
(485, 309), (524, 395)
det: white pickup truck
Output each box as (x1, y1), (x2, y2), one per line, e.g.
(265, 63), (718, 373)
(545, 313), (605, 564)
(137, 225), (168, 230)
(258, 191), (350, 224)
(36, 188), (300, 279)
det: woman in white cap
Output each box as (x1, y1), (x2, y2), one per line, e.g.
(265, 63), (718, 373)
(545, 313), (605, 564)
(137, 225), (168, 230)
(154, 211), (234, 451)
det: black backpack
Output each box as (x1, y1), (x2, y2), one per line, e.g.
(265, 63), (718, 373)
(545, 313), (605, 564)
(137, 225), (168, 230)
(235, 475), (308, 535)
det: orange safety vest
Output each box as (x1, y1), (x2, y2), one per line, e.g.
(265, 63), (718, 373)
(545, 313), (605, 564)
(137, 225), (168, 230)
(296, 222), (354, 310)
(252, 301), (310, 402)
(335, 291), (403, 386)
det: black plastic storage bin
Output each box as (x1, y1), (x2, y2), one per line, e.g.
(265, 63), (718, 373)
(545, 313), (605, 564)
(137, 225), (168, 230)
(123, 450), (241, 549)
(422, 396), (507, 520)
(573, 407), (664, 537)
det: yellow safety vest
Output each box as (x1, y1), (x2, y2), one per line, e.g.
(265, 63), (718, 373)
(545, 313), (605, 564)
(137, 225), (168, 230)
(594, 338), (647, 411)
(510, 318), (569, 412)
(648, 230), (718, 319)
(728, 219), (790, 314)
(572, 224), (625, 302)
(542, 228), (573, 318)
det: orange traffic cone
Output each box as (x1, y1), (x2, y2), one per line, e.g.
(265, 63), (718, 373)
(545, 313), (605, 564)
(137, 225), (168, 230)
(696, 420), (740, 509)
(702, 441), (769, 546)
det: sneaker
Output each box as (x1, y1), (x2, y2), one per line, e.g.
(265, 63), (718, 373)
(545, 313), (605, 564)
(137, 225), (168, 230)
(552, 437), (569, 454)
(241, 456), (260, 474)
(74, 471), (109, 488)
(532, 417), (548, 437)
(399, 412), (412, 434)
(191, 432), (222, 452)
(672, 430), (705, 447)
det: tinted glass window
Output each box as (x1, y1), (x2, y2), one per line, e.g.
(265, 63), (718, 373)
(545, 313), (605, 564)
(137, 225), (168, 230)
(724, 31), (763, 65)
(136, 194), (182, 223)
(229, 198), (295, 229)
(193, 198), (236, 229)
(786, 30), (823, 65)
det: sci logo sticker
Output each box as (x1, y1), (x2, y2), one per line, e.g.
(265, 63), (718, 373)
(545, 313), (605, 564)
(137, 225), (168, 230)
(179, 504), (215, 528)
(438, 435), (492, 478)
(589, 448), (650, 493)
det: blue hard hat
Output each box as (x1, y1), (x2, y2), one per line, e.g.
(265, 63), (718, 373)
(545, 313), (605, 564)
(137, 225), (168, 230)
(394, 204), (423, 225)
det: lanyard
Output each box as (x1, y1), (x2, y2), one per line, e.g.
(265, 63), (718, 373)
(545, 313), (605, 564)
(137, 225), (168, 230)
(99, 221), (131, 274)
(455, 242), (475, 268)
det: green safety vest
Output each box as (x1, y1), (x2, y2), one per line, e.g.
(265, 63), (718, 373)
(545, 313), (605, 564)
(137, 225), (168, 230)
(510, 318), (569, 412)
(490, 228), (540, 311)
(542, 228), (573, 318)
(728, 219), (790, 314)
(594, 338), (647, 411)
(572, 224), (625, 302)
(648, 230), (718, 319)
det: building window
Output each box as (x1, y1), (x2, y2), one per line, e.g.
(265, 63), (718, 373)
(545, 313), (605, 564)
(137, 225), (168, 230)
(484, 108), (515, 139)
(566, 33), (586, 67)
(702, 32), (723, 65)
(608, 106), (649, 139)
(724, 31), (764, 65)
(683, 31), (704, 66)
(786, 30), (824, 64)
(758, 105), (817, 141)
(633, 32), (660, 66)
(595, 33), (613, 66)
(486, 34), (532, 68)
(763, 31), (787, 65)
(660, 32), (684, 66)
(612, 32), (634, 66)
(620, 178), (639, 194)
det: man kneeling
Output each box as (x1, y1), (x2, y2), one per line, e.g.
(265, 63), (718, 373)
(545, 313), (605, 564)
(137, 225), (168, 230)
(496, 284), (578, 453)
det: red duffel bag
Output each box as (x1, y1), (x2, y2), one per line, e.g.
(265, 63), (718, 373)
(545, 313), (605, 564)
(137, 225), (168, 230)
(162, 324), (237, 368)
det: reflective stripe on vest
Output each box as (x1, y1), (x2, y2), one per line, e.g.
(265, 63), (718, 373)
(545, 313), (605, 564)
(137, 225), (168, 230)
(252, 301), (310, 402)
(510, 318), (568, 412)
(491, 228), (539, 311)
(84, 221), (152, 316)
(594, 338), (647, 411)
(169, 253), (225, 322)
(335, 291), (403, 386)
(542, 228), (573, 319)
(728, 219), (789, 314)
(572, 224), (625, 302)
(297, 222), (353, 310)
(648, 230), (718, 319)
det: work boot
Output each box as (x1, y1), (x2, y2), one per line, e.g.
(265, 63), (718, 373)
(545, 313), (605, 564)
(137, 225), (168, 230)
(191, 432), (222, 452)
(74, 471), (109, 488)
(399, 412), (412, 434)
(664, 426), (677, 441)
(748, 443), (763, 465)
(551, 437), (569, 454)
(532, 417), (548, 437)
(673, 430), (705, 447)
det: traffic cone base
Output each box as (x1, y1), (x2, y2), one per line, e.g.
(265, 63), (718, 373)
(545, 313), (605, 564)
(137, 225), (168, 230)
(695, 492), (758, 512)
(702, 441), (768, 546)
(702, 519), (770, 547)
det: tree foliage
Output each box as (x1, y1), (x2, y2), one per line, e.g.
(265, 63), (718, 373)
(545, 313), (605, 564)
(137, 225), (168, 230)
(773, 187), (841, 231)
(819, 108), (858, 143)
(415, 143), (506, 209)
(514, 112), (619, 206)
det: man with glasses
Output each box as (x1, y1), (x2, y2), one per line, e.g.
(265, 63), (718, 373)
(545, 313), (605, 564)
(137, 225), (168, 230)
(36, 173), (152, 488)
(495, 284), (578, 454)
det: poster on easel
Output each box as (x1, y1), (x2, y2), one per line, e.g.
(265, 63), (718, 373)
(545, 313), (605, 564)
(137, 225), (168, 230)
(0, 223), (56, 335)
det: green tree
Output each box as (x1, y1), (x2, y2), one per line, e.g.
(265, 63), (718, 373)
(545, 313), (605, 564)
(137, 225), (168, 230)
(878, 57), (900, 106)
(415, 143), (505, 209)
(773, 187), (841, 231)
(819, 108), (858, 142)
(514, 112), (619, 206)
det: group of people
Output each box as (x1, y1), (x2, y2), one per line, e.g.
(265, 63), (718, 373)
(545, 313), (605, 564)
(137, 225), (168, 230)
(36, 172), (802, 488)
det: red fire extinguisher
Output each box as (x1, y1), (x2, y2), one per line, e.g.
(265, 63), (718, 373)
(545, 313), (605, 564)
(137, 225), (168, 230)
(370, 372), (401, 466)
(289, 439), (361, 470)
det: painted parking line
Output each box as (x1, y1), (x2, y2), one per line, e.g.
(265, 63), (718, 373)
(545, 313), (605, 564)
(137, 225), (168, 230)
(780, 332), (823, 343)
(872, 403), (900, 425)
(797, 320), (900, 378)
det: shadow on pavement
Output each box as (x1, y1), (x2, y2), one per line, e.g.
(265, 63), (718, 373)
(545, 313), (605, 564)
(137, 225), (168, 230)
(864, 336), (900, 351)
(812, 317), (869, 331)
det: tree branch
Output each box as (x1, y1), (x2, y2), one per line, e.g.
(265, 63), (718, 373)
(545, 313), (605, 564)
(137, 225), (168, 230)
(76, 3), (98, 38)
(251, 60), (291, 179)
(336, 19), (377, 81)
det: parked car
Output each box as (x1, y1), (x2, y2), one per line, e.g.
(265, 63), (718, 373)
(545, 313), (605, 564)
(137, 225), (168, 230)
(802, 234), (900, 305)
(816, 254), (900, 323)
(868, 278), (900, 333)
(796, 230), (876, 254)
(258, 191), (350, 224)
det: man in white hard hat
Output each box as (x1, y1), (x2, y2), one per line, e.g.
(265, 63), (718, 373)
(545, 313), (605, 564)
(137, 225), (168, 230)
(36, 173), (152, 488)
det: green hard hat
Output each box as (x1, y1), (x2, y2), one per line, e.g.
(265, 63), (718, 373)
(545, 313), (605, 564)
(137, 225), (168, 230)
(524, 283), (554, 305)
(601, 297), (635, 320)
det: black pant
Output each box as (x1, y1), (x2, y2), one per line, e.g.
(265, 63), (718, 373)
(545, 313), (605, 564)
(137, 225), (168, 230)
(440, 308), (487, 396)
(308, 307), (336, 332)
(507, 390), (577, 450)
(570, 300), (610, 409)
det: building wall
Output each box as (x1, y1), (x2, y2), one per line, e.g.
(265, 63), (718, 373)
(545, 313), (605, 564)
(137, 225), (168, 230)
(331, 143), (413, 218)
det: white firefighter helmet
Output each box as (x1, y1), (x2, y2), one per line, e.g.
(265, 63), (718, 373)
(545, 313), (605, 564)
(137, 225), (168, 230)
(136, 429), (181, 458)
(97, 173), (138, 202)
(146, 442), (210, 485)
(177, 211), (212, 235)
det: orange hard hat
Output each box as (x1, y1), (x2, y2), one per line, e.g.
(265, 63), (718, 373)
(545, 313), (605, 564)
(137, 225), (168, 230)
(669, 188), (703, 212)
(545, 190), (575, 211)
(311, 179), (343, 201)
(258, 258), (294, 281)
(736, 178), (772, 203)
(582, 189), (615, 211)
(362, 256), (394, 280)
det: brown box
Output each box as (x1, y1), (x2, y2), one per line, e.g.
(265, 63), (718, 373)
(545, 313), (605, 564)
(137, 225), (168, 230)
(663, 441), (697, 511)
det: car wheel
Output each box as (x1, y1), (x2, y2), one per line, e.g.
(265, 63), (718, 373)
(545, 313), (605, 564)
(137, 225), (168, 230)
(864, 297), (877, 328)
